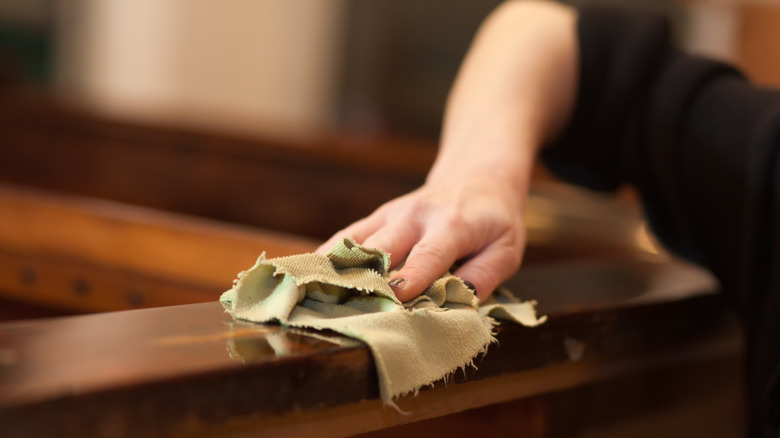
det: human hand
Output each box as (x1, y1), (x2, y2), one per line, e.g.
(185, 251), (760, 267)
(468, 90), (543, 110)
(316, 175), (525, 302)
(317, 0), (577, 303)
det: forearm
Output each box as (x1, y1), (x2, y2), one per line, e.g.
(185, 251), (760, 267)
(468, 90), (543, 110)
(428, 1), (577, 195)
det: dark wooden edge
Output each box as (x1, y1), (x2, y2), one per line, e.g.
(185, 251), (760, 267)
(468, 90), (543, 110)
(0, 290), (739, 437)
(0, 247), (220, 312)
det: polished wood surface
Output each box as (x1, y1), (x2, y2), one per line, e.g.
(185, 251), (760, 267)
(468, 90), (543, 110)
(0, 255), (736, 437)
(0, 183), (316, 314)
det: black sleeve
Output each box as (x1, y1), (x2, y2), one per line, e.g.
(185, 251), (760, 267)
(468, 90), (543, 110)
(541, 5), (780, 435)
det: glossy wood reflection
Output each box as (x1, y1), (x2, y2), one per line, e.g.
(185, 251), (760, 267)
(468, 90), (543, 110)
(0, 183), (317, 315)
(0, 255), (739, 437)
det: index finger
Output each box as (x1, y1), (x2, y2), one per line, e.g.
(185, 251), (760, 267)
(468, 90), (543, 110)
(387, 229), (462, 302)
(315, 216), (384, 255)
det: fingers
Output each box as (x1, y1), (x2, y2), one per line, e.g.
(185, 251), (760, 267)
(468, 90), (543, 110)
(361, 222), (419, 268)
(314, 184), (526, 305)
(454, 234), (523, 302)
(388, 229), (462, 302)
(315, 215), (384, 255)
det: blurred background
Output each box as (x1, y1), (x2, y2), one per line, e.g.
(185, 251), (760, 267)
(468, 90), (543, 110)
(1, 0), (778, 139)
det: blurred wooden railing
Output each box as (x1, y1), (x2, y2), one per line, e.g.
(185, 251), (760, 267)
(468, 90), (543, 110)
(0, 90), (656, 318)
(0, 89), (435, 241)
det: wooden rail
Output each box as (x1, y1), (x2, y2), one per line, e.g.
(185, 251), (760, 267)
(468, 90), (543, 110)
(0, 183), (316, 314)
(0, 257), (739, 437)
(0, 180), (655, 316)
(0, 182), (741, 437)
(0, 91), (435, 240)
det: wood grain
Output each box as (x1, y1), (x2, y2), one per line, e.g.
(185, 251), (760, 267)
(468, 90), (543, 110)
(0, 258), (738, 437)
(0, 183), (317, 313)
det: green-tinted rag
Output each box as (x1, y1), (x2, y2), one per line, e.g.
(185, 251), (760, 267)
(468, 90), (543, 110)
(220, 237), (545, 407)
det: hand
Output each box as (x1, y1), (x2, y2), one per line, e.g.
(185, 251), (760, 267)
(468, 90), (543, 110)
(318, 0), (577, 303)
(316, 174), (525, 302)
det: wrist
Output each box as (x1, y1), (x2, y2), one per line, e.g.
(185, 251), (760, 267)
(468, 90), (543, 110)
(427, 129), (538, 195)
(425, 156), (535, 212)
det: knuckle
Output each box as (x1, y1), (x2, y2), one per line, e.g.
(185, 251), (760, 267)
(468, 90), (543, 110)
(413, 241), (449, 261)
(373, 202), (394, 217)
(467, 264), (492, 284)
(503, 248), (523, 269)
(377, 196), (426, 221)
(499, 228), (525, 255)
(403, 198), (428, 217)
(442, 210), (466, 229)
(488, 248), (522, 274)
(335, 224), (352, 236)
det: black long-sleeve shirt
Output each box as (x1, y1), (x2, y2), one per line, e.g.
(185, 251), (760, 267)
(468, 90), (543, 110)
(543, 5), (780, 436)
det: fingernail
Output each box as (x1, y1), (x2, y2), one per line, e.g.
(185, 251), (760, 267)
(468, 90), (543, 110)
(388, 277), (407, 290)
(463, 281), (477, 295)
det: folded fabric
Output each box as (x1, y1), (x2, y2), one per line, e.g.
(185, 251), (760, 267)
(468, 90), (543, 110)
(220, 237), (545, 407)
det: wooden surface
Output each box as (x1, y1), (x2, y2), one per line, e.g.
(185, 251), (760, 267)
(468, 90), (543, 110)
(0, 254), (738, 437)
(0, 90), (436, 240)
(739, 3), (780, 88)
(0, 177), (654, 317)
(0, 183), (317, 314)
(0, 184), (743, 436)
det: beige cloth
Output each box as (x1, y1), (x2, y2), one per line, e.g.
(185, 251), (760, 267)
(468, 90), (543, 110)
(220, 238), (545, 407)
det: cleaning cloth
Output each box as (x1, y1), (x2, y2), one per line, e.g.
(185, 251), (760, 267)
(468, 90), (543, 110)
(220, 237), (545, 406)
